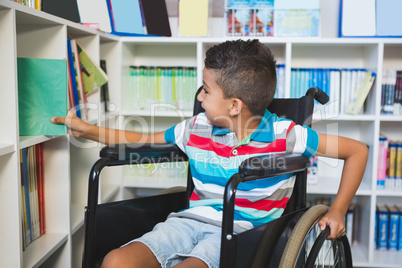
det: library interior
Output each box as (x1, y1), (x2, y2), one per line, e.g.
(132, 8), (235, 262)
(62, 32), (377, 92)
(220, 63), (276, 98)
(1, 0), (402, 267)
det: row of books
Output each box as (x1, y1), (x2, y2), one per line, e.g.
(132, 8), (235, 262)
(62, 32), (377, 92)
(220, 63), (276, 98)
(66, 38), (108, 120)
(128, 66), (197, 112)
(11, 0), (41, 10)
(377, 137), (402, 190)
(20, 144), (45, 250)
(376, 205), (402, 251)
(290, 68), (376, 115)
(381, 70), (402, 115)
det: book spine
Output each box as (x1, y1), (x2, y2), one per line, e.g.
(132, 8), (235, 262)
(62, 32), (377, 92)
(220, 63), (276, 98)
(22, 148), (32, 247)
(377, 206), (389, 250)
(377, 137), (388, 189)
(67, 39), (82, 119)
(388, 206), (399, 250)
(387, 143), (398, 189)
(396, 143), (402, 189)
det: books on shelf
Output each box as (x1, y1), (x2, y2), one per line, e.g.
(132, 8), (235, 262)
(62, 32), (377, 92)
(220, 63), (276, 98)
(67, 38), (105, 120)
(375, 205), (402, 251)
(17, 57), (67, 136)
(106, 0), (171, 37)
(381, 70), (402, 115)
(20, 144), (45, 250)
(225, 0), (319, 37)
(289, 67), (375, 116)
(377, 136), (402, 190)
(275, 64), (286, 98)
(340, 0), (402, 37)
(13, 0), (42, 10)
(129, 66), (197, 112)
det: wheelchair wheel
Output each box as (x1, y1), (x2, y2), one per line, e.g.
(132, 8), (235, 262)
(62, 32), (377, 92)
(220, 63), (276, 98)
(278, 204), (353, 268)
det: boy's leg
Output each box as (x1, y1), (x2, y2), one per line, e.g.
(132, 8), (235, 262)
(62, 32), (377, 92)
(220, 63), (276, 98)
(101, 241), (161, 268)
(172, 257), (208, 268)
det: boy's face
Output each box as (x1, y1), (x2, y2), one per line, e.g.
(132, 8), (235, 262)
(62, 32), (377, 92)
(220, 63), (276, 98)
(198, 68), (233, 128)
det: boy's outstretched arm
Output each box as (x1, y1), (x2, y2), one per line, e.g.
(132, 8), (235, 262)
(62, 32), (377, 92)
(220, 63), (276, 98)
(315, 133), (368, 240)
(51, 110), (167, 145)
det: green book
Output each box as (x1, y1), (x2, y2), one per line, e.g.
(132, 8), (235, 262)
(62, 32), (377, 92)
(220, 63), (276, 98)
(18, 57), (67, 136)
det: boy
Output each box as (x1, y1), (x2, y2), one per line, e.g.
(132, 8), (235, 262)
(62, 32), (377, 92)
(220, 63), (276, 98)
(51, 39), (368, 268)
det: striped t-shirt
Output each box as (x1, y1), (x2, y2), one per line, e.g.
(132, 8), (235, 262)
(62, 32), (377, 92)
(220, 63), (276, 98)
(164, 110), (319, 233)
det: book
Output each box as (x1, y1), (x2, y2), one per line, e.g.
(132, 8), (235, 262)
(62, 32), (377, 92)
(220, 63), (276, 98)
(140, 0), (171, 37)
(77, 44), (108, 96)
(377, 136), (388, 189)
(76, 0), (112, 33)
(346, 71), (376, 115)
(376, 0), (402, 36)
(100, 60), (110, 112)
(178, 0), (209, 36)
(35, 143), (45, 236)
(42, 0), (80, 22)
(107, 0), (145, 36)
(20, 145), (46, 249)
(398, 206), (402, 250)
(21, 148), (32, 247)
(70, 39), (88, 120)
(67, 39), (81, 119)
(387, 205), (399, 250)
(377, 205), (389, 250)
(17, 58), (67, 136)
(339, 0), (376, 37)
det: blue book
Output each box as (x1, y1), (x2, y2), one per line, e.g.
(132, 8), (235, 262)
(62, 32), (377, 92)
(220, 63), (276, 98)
(67, 39), (81, 119)
(375, 207), (378, 248)
(377, 205), (389, 250)
(388, 205), (399, 250)
(398, 206), (402, 250)
(21, 148), (32, 246)
(107, 0), (146, 36)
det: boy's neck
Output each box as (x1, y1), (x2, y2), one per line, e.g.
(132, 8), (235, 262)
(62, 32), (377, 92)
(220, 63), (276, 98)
(231, 112), (261, 142)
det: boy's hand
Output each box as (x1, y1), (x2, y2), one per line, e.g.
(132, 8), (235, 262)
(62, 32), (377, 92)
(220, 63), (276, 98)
(318, 208), (346, 240)
(51, 110), (88, 138)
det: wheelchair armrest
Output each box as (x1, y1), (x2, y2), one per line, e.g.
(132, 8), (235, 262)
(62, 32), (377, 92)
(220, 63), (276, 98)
(239, 153), (310, 180)
(99, 143), (188, 163)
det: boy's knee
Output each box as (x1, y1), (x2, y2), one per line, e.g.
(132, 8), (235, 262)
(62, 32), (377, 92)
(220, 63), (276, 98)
(101, 248), (126, 268)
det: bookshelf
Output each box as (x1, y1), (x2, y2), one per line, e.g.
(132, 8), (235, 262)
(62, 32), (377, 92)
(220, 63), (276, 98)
(0, 0), (402, 267)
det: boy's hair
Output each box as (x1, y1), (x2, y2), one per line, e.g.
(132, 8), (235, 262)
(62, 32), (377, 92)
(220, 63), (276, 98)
(204, 39), (277, 116)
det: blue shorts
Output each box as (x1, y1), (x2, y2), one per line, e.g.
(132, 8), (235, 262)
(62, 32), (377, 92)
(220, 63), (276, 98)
(123, 217), (221, 268)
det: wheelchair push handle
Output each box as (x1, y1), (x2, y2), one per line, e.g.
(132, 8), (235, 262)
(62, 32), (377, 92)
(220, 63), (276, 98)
(306, 86), (329, 105)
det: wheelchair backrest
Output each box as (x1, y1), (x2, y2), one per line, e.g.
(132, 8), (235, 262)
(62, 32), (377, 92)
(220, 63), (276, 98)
(192, 86), (323, 215)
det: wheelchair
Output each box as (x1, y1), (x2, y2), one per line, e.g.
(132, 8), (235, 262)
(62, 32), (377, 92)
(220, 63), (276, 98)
(82, 86), (353, 268)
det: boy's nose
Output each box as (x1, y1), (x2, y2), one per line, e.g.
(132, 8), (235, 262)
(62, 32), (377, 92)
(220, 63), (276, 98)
(197, 91), (204, 102)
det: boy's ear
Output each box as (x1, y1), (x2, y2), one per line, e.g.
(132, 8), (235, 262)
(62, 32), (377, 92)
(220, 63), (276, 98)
(229, 98), (244, 116)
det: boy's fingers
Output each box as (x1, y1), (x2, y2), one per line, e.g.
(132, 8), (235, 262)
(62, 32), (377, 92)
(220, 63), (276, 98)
(51, 116), (65, 125)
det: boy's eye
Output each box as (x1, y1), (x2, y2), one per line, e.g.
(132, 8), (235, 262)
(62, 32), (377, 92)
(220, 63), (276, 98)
(203, 87), (209, 94)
